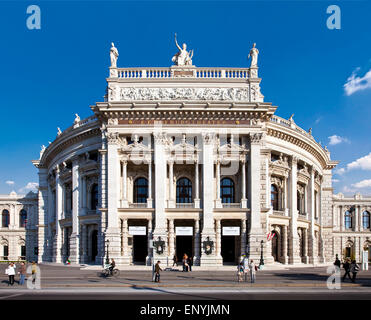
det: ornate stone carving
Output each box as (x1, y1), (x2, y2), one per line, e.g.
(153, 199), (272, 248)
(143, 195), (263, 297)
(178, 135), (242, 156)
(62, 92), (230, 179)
(202, 133), (216, 145)
(110, 42), (119, 68)
(118, 87), (250, 102)
(153, 132), (170, 145)
(108, 84), (119, 101)
(172, 33), (193, 66)
(106, 132), (119, 144)
(107, 118), (118, 126)
(250, 133), (263, 144)
(74, 114), (80, 124)
(248, 43), (259, 67)
(250, 83), (263, 102)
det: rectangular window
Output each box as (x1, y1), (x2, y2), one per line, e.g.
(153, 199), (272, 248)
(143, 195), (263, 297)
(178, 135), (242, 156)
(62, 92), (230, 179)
(3, 246), (8, 260)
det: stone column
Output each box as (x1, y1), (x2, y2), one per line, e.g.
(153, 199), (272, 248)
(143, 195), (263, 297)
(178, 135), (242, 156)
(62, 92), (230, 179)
(200, 133), (221, 266)
(81, 224), (88, 263)
(194, 160), (200, 209)
(247, 133), (265, 260)
(81, 176), (87, 215)
(216, 219), (222, 258)
(215, 159), (222, 208)
(70, 159), (80, 264)
(359, 206), (363, 232)
(241, 159), (247, 208)
(302, 228), (308, 263)
(106, 132), (122, 264)
(193, 219), (200, 265)
(122, 218), (130, 264)
(153, 132), (168, 264)
(289, 156), (300, 264)
(146, 218), (153, 265)
(168, 159), (175, 208)
(168, 219), (175, 261)
(282, 225), (288, 264)
(121, 160), (128, 208)
(36, 168), (48, 262)
(240, 219), (247, 256)
(147, 160), (153, 208)
(53, 165), (63, 263)
(340, 206), (343, 231)
(308, 168), (316, 264)
(355, 205), (359, 232)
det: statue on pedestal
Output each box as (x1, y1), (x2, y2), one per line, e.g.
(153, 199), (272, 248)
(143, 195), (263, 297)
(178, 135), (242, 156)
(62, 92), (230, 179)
(248, 43), (259, 67)
(172, 33), (193, 66)
(110, 42), (119, 68)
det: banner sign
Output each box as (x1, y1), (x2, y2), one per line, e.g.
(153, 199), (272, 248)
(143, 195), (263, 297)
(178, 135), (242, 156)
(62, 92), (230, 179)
(222, 227), (240, 236)
(129, 226), (147, 235)
(176, 227), (193, 236)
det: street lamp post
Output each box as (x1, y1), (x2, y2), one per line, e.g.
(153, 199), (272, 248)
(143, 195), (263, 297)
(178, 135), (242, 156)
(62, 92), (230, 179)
(105, 239), (110, 265)
(259, 240), (264, 268)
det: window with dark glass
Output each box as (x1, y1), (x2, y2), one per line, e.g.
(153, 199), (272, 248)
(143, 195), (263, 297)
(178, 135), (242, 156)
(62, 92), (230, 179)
(345, 211), (352, 229)
(20, 209), (27, 228)
(271, 184), (279, 210)
(363, 211), (370, 229)
(91, 184), (99, 209)
(3, 246), (8, 259)
(21, 245), (26, 258)
(176, 178), (192, 203)
(297, 191), (302, 213)
(2, 210), (9, 228)
(221, 178), (235, 203)
(134, 178), (148, 203)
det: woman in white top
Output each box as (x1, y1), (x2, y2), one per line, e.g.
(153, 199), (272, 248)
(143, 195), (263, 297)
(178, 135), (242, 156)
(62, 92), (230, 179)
(6, 262), (16, 286)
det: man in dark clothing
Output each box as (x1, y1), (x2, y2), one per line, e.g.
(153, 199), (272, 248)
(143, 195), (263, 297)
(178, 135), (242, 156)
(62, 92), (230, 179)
(334, 254), (341, 269)
(350, 260), (360, 283)
(109, 259), (116, 275)
(155, 261), (162, 282)
(342, 259), (352, 281)
(188, 257), (193, 272)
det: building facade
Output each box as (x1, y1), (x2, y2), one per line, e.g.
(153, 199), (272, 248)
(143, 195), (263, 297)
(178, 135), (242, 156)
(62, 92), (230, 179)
(10, 42), (368, 266)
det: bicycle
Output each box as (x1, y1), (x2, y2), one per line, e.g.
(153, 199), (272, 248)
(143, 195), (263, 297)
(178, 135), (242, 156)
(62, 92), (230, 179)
(101, 265), (120, 277)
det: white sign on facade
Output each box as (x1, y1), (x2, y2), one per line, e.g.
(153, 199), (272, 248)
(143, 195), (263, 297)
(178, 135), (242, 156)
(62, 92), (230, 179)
(129, 226), (147, 236)
(176, 227), (193, 236)
(222, 227), (240, 236)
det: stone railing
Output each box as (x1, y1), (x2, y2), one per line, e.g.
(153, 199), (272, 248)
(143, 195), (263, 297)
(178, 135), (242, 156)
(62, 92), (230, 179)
(115, 67), (250, 80)
(272, 210), (285, 216)
(57, 115), (98, 138)
(222, 203), (241, 208)
(176, 203), (195, 209)
(129, 203), (148, 208)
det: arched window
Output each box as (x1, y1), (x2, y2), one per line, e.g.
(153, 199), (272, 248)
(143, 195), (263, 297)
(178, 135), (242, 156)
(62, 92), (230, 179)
(134, 178), (148, 203)
(271, 184), (279, 210)
(176, 178), (192, 203)
(19, 209), (27, 228)
(2, 210), (9, 228)
(221, 178), (235, 203)
(90, 184), (99, 210)
(345, 211), (352, 229)
(363, 211), (370, 229)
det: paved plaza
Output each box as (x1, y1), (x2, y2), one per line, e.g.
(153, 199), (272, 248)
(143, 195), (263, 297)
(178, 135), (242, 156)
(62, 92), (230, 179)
(0, 263), (370, 299)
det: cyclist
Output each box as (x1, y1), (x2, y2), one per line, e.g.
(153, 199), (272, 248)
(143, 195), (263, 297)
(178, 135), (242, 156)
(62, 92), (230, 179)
(109, 258), (116, 275)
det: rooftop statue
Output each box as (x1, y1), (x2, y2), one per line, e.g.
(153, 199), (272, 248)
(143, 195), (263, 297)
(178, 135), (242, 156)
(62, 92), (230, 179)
(110, 42), (119, 68)
(248, 43), (259, 67)
(172, 33), (193, 66)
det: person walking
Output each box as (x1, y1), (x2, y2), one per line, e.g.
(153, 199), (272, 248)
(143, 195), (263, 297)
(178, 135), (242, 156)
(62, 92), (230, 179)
(334, 254), (341, 270)
(350, 260), (360, 283)
(249, 260), (256, 283)
(6, 262), (16, 286)
(237, 262), (244, 282)
(188, 256), (193, 272)
(172, 255), (178, 267)
(342, 258), (352, 282)
(31, 261), (37, 284)
(154, 261), (162, 283)
(243, 256), (249, 282)
(182, 254), (188, 272)
(18, 262), (26, 285)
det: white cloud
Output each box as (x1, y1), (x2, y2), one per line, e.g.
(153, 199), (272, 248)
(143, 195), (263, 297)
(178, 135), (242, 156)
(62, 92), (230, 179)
(343, 186), (356, 194)
(328, 135), (349, 146)
(334, 167), (346, 175)
(347, 152), (371, 171)
(332, 179), (340, 183)
(344, 68), (371, 96)
(5, 180), (14, 186)
(315, 117), (322, 125)
(351, 179), (371, 189)
(18, 182), (39, 194)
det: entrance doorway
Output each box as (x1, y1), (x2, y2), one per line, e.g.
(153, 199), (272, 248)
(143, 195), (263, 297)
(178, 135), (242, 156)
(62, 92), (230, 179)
(176, 236), (193, 262)
(221, 236), (236, 264)
(133, 235), (147, 264)
(271, 231), (279, 262)
(91, 230), (98, 263)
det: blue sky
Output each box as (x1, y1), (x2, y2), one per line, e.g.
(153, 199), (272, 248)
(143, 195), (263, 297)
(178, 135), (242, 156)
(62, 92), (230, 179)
(0, 0), (370, 195)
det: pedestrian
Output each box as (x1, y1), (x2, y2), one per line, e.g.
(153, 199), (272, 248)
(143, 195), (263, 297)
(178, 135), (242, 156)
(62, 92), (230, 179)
(243, 256), (249, 282)
(188, 256), (193, 272)
(155, 261), (162, 283)
(18, 262), (26, 285)
(31, 261), (37, 284)
(237, 262), (244, 282)
(333, 254), (341, 270)
(6, 262), (16, 286)
(182, 254), (188, 272)
(350, 260), (360, 283)
(172, 255), (178, 267)
(342, 258), (352, 282)
(249, 259), (256, 283)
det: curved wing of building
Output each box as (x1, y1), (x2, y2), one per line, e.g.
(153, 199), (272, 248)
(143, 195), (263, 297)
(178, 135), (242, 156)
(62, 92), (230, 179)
(24, 44), (370, 266)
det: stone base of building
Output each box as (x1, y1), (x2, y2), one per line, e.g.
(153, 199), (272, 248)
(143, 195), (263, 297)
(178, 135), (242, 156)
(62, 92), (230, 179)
(200, 254), (223, 266)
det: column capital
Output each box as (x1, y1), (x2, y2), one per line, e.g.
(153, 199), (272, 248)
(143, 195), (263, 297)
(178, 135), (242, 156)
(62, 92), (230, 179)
(249, 132), (263, 144)
(106, 132), (119, 145)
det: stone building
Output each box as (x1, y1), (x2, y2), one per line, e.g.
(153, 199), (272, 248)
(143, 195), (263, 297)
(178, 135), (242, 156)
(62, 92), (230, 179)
(13, 42), (370, 266)
(0, 191), (38, 261)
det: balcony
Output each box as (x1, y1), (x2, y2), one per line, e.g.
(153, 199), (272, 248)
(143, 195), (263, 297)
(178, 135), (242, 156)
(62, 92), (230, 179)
(222, 203), (241, 209)
(129, 203), (148, 209)
(272, 210), (285, 216)
(176, 203), (195, 209)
